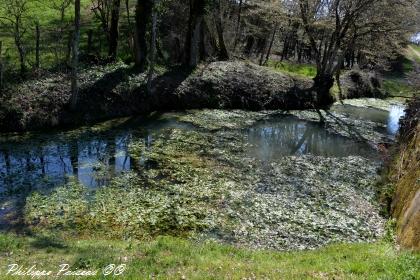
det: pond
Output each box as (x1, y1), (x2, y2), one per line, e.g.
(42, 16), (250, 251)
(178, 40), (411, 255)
(0, 100), (406, 250)
(331, 104), (405, 135)
(0, 103), (403, 191)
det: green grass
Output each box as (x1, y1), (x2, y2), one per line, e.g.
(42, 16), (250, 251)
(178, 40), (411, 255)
(383, 78), (417, 98)
(407, 45), (420, 63)
(0, 0), (136, 72)
(0, 233), (419, 279)
(267, 60), (317, 78)
(410, 44), (420, 54)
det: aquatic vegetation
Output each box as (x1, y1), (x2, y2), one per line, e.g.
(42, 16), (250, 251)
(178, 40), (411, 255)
(22, 108), (393, 250)
(177, 109), (276, 130)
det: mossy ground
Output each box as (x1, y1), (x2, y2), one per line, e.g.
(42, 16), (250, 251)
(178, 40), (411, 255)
(0, 233), (419, 279)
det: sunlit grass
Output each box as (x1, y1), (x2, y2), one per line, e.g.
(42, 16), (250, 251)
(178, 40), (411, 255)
(408, 44), (420, 62)
(383, 79), (417, 98)
(411, 44), (420, 52)
(0, 0), (134, 71)
(267, 60), (317, 78)
(0, 234), (419, 279)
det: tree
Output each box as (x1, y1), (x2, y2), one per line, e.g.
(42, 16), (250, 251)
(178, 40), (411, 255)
(0, 0), (30, 76)
(91, 0), (122, 60)
(70, 0), (81, 110)
(108, 0), (121, 60)
(237, 0), (284, 60)
(233, 0), (243, 50)
(50, 0), (72, 66)
(185, 0), (207, 67)
(298, 0), (417, 107)
(211, 0), (229, 60)
(147, 0), (158, 92)
(134, 0), (153, 70)
(35, 20), (40, 70)
(0, 41), (3, 91)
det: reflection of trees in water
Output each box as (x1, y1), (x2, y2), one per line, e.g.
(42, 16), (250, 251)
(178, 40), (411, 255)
(0, 131), (135, 191)
(69, 141), (79, 178)
(247, 119), (373, 160)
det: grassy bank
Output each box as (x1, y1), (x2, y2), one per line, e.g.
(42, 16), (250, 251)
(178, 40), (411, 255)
(267, 45), (419, 99)
(267, 61), (317, 78)
(0, 234), (419, 279)
(389, 96), (420, 250)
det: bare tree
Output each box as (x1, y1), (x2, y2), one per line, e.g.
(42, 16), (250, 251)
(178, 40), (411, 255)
(233, 0), (243, 50)
(91, 0), (122, 60)
(0, 0), (30, 76)
(70, 0), (81, 110)
(264, 23), (278, 65)
(35, 20), (40, 70)
(147, 0), (158, 93)
(298, 0), (416, 106)
(134, 0), (153, 70)
(185, 0), (207, 67)
(108, 0), (121, 60)
(212, 0), (229, 60)
(0, 41), (3, 91)
(124, 0), (134, 55)
(50, 0), (72, 65)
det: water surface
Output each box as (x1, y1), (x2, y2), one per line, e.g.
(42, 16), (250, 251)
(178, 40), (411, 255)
(0, 105), (402, 191)
(331, 104), (405, 135)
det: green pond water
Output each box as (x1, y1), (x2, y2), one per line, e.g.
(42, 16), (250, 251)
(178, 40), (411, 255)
(0, 102), (406, 250)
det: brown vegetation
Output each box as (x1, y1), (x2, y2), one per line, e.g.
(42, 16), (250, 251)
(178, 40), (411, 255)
(391, 96), (420, 251)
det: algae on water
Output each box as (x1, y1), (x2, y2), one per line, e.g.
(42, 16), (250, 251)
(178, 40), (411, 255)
(21, 107), (392, 250)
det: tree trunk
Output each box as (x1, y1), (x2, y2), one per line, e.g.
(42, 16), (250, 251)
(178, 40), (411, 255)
(281, 34), (289, 61)
(147, 1), (158, 93)
(312, 74), (335, 108)
(257, 37), (267, 64)
(264, 24), (278, 65)
(189, 16), (202, 66)
(0, 41), (3, 92)
(66, 31), (73, 67)
(17, 43), (26, 77)
(244, 36), (254, 57)
(125, 0), (134, 55)
(214, 0), (229, 60)
(134, 0), (152, 71)
(70, 141), (79, 178)
(108, 0), (121, 60)
(185, 0), (206, 67)
(70, 0), (81, 110)
(35, 22), (41, 70)
(87, 29), (93, 54)
(233, 0), (243, 50)
(14, 21), (26, 77)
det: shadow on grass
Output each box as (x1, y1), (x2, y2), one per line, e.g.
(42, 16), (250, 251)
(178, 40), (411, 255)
(30, 235), (68, 250)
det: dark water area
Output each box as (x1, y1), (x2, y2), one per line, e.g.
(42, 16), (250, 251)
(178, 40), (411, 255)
(0, 104), (404, 192)
(0, 117), (191, 192)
